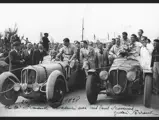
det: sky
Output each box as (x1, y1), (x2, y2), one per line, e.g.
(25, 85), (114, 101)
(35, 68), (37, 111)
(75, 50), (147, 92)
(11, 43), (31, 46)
(0, 3), (159, 43)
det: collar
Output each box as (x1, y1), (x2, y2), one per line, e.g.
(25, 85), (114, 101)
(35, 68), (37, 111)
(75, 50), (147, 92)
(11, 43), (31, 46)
(13, 49), (18, 53)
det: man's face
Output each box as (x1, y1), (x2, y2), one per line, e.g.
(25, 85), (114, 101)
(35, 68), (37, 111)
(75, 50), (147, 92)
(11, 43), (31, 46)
(116, 38), (120, 45)
(131, 36), (136, 43)
(122, 34), (127, 40)
(15, 45), (21, 51)
(154, 41), (159, 49)
(75, 43), (80, 48)
(98, 43), (103, 49)
(138, 30), (143, 37)
(81, 42), (85, 47)
(112, 39), (116, 45)
(63, 41), (69, 47)
(141, 40), (147, 47)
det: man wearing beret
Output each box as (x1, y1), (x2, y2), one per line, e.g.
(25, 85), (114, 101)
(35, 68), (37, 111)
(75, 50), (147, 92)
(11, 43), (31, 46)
(151, 39), (159, 94)
(9, 41), (25, 80)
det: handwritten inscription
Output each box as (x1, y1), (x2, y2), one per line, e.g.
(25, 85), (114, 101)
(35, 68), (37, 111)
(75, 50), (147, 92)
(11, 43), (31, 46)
(4, 98), (159, 116)
(62, 96), (80, 104)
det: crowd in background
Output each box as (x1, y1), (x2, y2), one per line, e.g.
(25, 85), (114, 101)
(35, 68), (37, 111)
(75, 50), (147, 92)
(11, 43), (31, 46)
(0, 29), (159, 94)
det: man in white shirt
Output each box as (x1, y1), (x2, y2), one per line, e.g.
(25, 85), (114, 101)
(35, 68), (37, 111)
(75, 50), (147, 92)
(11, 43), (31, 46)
(127, 34), (142, 61)
(140, 36), (154, 70)
(108, 38), (122, 64)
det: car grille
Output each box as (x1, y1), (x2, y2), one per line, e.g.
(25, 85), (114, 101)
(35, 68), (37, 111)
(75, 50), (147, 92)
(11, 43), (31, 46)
(109, 70), (127, 92)
(22, 69), (36, 84)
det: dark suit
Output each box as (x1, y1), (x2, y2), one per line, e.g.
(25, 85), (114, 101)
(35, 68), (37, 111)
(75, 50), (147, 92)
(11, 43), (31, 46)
(22, 49), (34, 65)
(32, 49), (46, 65)
(9, 49), (25, 80)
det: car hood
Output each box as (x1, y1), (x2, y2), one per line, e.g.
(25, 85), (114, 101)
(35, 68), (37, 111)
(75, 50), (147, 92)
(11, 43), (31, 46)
(109, 58), (141, 72)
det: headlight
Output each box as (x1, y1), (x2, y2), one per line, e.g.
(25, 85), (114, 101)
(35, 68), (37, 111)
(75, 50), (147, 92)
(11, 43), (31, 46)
(99, 70), (108, 81)
(127, 71), (136, 81)
(32, 83), (39, 92)
(13, 83), (21, 91)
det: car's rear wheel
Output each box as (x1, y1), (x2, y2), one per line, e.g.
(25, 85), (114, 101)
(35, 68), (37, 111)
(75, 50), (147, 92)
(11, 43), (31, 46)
(86, 74), (99, 104)
(0, 76), (18, 106)
(46, 77), (66, 108)
(143, 74), (152, 108)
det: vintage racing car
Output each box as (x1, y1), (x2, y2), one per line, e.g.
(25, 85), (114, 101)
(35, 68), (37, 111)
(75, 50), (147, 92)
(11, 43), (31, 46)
(0, 59), (86, 108)
(86, 57), (153, 108)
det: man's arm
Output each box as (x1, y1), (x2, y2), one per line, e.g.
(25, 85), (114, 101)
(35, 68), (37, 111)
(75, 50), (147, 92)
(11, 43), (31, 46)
(69, 46), (77, 62)
(80, 49), (84, 62)
(56, 47), (63, 59)
(109, 45), (115, 55)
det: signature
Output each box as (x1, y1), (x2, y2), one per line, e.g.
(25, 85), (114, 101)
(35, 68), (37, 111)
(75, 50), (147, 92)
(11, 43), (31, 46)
(114, 109), (159, 116)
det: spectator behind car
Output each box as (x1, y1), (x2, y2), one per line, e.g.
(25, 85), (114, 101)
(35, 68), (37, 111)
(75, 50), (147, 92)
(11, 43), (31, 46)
(151, 39), (159, 95)
(32, 44), (46, 65)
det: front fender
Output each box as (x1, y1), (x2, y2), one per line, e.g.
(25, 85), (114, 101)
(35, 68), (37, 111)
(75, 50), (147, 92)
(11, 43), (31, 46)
(0, 71), (20, 83)
(46, 70), (68, 100)
(88, 69), (97, 75)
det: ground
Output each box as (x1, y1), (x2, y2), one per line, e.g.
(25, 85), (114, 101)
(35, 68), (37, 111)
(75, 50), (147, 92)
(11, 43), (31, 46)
(0, 55), (159, 117)
(0, 89), (159, 117)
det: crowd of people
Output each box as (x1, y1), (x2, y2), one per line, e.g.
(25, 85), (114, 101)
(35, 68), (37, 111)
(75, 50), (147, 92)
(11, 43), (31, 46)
(1, 29), (159, 95)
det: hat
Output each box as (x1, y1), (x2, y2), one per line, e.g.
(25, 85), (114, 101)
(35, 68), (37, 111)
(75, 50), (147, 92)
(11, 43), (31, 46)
(154, 39), (159, 43)
(44, 33), (48, 36)
(12, 41), (21, 47)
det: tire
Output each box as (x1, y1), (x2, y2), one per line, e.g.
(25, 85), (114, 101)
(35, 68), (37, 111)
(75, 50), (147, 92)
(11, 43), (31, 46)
(143, 75), (152, 108)
(46, 77), (66, 108)
(0, 76), (18, 106)
(86, 75), (99, 104)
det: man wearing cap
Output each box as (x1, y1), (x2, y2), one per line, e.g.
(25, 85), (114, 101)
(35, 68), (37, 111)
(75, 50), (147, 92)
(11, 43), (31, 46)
(151, 39), (159, 94)
(41, 33), (50, 53)
(9, 41), (25, 80)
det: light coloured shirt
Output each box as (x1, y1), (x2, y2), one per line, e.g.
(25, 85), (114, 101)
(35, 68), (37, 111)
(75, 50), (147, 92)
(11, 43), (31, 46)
(95, 48), (105, 68)
(80, 46), (95, 62)
(128, 41), (142, 60)
(58, 44), (76, 61)
(109, 44), (122, 57)
(139, 43), (154, 70)
(120, 38), (131, 50)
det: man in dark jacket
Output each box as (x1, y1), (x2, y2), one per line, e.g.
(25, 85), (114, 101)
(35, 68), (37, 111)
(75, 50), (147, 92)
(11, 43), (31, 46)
(41, 33), (50, 53)
(22, 43), (34, 66)
(151, 39), (159, 94)
(9, 41), (25, 80)
(32, 44), (46, 65)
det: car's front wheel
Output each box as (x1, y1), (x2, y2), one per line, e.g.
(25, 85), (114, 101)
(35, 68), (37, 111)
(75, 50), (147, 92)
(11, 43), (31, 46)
(0, 76), (18, 106)
(86, 74), (99, 104)
(143, 74), (152, 108)
(46, 77), (66, 108)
